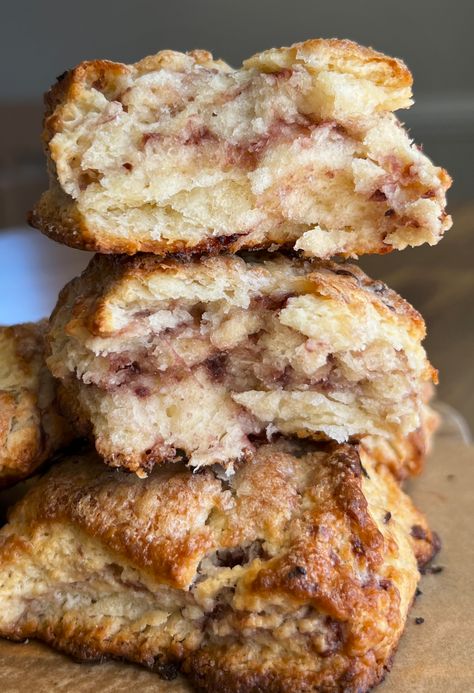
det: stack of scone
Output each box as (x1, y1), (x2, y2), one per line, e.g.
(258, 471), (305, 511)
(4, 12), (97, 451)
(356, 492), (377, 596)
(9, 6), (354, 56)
(0, 39), (450, 691)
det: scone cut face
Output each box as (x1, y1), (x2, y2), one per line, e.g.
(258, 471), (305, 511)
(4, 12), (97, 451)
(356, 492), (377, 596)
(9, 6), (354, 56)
(31, 39), (451, 257)
(0, 441), (438, 692)
(47, 253), (436, 474)
(0, 321), (73, 487)
(362, 395), (439, 481)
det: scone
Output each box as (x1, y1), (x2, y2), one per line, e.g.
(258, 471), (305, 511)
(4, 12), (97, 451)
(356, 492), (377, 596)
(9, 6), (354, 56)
(0, 441), (438, 692)
(363, 400), (439, 481)
(47, 253), (436, 474)
(0, 321), (73, 487)
(30, 39), (451, 257)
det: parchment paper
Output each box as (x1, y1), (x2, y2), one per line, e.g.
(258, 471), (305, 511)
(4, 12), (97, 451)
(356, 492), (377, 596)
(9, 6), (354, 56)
(0, 437), (473, 692)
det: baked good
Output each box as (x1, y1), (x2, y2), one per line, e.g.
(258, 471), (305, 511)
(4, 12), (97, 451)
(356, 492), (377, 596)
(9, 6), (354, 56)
(0, 321), (73, 487)
(363, 399), (439, 481)
(47, 253), (436, 474)
(31, 39), (451, 258)
(0, 440), (438, 692)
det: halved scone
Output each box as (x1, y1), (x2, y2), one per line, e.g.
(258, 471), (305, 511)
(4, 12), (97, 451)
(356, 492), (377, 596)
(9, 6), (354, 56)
(31, 39), (451, 257)
(0, 441), (437, 692)
(0, 321), (73, 487)
(47, 253), (436, 474)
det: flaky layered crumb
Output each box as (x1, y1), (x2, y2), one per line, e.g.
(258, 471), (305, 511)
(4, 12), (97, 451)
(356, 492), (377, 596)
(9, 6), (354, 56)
(31, 39), (451, 257)
(48, 253), (435, 474)
(0, 322), (73, 487)
(0, 441), (437, 692)
(363, 401), (439, 480)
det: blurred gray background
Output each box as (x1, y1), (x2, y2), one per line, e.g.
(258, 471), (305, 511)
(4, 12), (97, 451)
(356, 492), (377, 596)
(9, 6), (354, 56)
(0, 0), (473, 426)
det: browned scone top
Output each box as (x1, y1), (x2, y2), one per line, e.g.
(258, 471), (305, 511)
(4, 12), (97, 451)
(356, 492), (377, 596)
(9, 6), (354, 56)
(30, 38), (451, 258)
(51, 252), (426, 336)
(0, 441), (437, 692)
(0, 321), (73, 487)
(47, 252), (436, 475)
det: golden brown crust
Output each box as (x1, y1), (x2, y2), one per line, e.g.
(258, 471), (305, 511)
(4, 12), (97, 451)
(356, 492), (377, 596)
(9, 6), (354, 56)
(0, 322), (73, 487)
(29, 193), (255, 256)
(0, 441), (437, 691)
(52, 252), (426, 338)
(42, 40), (409, 147)
(42, 51), (227, 148)
(35, 50), (238, 255)
(244, 38), (412, 89)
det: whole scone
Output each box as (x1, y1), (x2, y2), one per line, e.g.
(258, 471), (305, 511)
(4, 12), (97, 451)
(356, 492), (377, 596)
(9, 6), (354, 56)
(47, 252), (436, 475)
(0, 441), (437, 692)
(0, 321), (73, 487)
(30, 39), (451, 258)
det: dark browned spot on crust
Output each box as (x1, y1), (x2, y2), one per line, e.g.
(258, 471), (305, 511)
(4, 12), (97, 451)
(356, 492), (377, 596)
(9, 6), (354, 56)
(410, 524), (428, 541)
(287, 565), (307, 579)
(370, 189), (387, 201)
(351, 536), (366, 557)
(333, 268), (358, 279)
(369, 280), (389, 295)
(417, 530), (441, 572)
(383, 511), (392, 524)
(150, 658), (180, 680)
(92, 75), (106, 91)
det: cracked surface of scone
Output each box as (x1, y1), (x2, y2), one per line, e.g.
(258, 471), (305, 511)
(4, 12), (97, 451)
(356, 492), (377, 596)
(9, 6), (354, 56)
(0, 441), (438, 692)
(30, 38), (451, 258)
(0, 321), (73, 487)
(47, 253), (436, 474)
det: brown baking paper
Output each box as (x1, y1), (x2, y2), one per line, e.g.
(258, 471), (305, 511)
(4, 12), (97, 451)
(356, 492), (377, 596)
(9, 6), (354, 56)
(0, 436), (473, 692)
